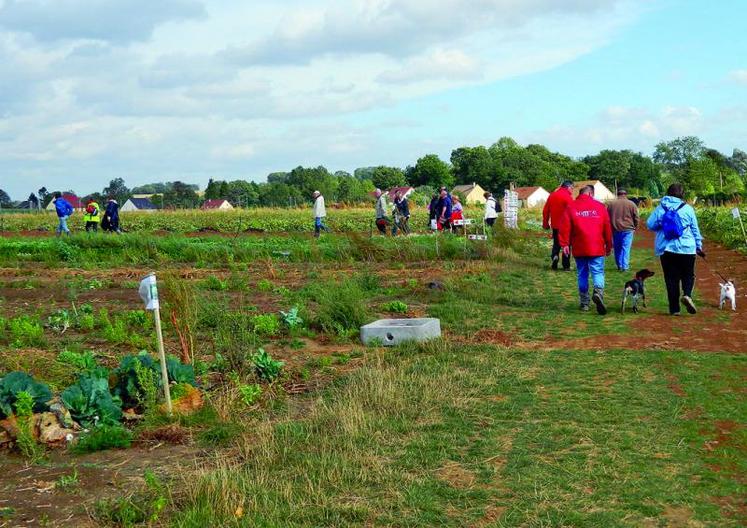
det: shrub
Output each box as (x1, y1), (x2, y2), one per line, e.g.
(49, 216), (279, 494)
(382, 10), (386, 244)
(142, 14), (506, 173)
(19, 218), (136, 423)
(72, 423), (132, 453)
(14, 391), (44, 462)
(203, 275), (228, 291)
(280, 307), (304, 329)
(239, 384), (262, 406)
(8, 315), (45, 347)
(381, 301), (408, 313)
(251, 314), (280, 336)
(309, 280), (370, 337)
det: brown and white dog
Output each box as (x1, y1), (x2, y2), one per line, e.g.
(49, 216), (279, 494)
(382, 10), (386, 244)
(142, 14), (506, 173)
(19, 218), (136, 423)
(621, 269), (656, 314)
(719, 280), (736, 311)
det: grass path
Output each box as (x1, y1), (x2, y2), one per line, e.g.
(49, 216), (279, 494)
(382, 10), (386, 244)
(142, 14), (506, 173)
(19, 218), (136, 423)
(170, 235), (746, 527)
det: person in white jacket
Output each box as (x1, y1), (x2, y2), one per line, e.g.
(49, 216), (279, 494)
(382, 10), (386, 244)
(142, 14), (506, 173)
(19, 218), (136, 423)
(483, 191), (500, 227)
(312, 191), (330, 238)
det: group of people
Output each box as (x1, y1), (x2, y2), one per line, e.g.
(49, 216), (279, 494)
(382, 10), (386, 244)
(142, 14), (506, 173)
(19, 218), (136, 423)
(312, 186), (502, 238)
(543, 181), (704, 316)
(52, 193), (121, 236)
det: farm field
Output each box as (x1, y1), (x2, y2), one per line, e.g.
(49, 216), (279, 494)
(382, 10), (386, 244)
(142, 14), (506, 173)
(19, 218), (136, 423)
(0, 219), (745, 527)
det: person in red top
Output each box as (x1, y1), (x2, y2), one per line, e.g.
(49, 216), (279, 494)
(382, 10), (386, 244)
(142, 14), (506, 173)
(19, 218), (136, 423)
(559, 185), (613, 315)
(542, 180), (574, 271)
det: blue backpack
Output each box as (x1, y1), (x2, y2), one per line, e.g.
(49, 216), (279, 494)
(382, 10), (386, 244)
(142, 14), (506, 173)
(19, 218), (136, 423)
(661, 203), (686, 240)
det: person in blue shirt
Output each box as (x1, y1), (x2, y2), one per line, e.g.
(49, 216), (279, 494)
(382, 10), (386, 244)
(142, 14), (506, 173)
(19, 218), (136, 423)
(53, 192), (74, 237)
(437, 188), (452, 231)
(103, 198), (121, 233)
(646, 183), (705, 316)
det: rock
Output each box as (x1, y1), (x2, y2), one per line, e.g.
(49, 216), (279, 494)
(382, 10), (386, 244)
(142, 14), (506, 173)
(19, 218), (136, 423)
(49, 398), (77, 429)
(35, 412), (76, 446)
(427, 281), (445, 290)
(0, 416), (19, 440)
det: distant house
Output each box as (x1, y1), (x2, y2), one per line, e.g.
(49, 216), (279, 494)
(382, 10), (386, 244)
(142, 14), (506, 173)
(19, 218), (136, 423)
(45, 193), (83, 212)
(573, 180), (616, 202)
(202, 199), (234, 211)
(515, 186), (550, 208)
(452, 182), (487, 204)
(387, 186), (415, 201)
(132, 193), (162, 200)
(121, 197), (158, 213)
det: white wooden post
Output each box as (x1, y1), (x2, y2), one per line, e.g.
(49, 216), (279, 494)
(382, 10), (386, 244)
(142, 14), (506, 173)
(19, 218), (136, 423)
(139, 273), (172, 415)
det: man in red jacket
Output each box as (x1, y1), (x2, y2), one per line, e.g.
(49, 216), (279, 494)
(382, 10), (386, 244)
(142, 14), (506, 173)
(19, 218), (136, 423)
(559, 185), (613, 315)
(542, 180), (574, 271)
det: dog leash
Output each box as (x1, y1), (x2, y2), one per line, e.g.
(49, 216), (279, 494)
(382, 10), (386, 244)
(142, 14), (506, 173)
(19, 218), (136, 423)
(698, 254), (728, 283)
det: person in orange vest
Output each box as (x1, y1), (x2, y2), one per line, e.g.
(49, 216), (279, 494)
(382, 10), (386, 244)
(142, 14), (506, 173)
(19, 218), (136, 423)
(83, 198), (102, 232)
(542, 180), (574, 271)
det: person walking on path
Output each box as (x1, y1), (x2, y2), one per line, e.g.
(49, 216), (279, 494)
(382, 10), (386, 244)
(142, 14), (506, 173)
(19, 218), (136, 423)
(428, 193), (439, 231)
(483, 191), (500, 228)
(437, 188), (453, 232)
(543, 180), (574, 271)
(374, 189), (390, 235)
(312, 190), (330, 238)
(102, 198), (121, 234)
(607, 189), (639, 271)
(559, 185), (613, 315)
(646, 183), (705, 316)
(393, 191), (410, 235)
(83, 198), (102, 232)
(53, 192), (73, 237)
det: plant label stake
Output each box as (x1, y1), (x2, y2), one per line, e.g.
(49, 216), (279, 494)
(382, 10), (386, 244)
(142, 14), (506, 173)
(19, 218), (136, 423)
(732, 207), (747, 246)
(138, 273), (172, 415)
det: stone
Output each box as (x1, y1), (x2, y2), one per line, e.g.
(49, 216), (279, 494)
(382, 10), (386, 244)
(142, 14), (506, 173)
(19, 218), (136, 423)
(360, 318), (441, 347)
(35, 412), (76, 446)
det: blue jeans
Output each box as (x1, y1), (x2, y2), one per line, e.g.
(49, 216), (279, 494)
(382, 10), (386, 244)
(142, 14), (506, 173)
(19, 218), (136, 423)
(613, 230), (634, 271)
(314, 217), (329, 237)
(575, 256), (606, 303)
(57, 216), (70, 235)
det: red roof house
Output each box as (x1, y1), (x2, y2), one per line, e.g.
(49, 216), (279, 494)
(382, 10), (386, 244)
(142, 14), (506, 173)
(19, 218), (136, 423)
(201, 199), (234, 211)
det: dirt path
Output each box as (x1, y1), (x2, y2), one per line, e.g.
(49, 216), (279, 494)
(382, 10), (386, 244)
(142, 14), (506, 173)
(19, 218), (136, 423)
(550, 229), (747, 353)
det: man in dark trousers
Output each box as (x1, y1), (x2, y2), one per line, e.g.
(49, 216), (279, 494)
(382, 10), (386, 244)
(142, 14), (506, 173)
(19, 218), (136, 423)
(559, 185), (613, 315)
(542, 180), (574, 271)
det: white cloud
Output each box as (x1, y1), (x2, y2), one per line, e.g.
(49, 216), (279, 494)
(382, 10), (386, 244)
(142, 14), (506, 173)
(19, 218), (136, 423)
(728, 69), (747, 85)
(0, 0), (647, 198)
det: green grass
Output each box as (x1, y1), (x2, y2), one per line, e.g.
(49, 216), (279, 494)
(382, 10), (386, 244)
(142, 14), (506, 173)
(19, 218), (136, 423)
(170, 341), (745, 527)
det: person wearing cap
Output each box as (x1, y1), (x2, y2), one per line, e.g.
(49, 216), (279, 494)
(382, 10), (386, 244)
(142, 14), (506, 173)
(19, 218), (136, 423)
(607, 188), (639, 271)
(312, 190), (329, 238)
(374, 188), (390, 234)
(543, 180), (575, 271)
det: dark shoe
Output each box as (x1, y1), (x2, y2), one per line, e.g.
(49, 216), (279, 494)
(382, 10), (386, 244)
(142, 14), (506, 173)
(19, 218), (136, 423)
(551, 255), (559, 270)
(580, 304), (590, 312)
(671, 312), (681, 316)
(592, 289), (607, 315)
(681, 296), (697, 314)
(562, 268), (572, 272)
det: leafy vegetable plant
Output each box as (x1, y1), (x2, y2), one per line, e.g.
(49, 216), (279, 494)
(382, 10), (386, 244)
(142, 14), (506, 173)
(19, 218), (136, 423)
(252, 349), (284, 382)
(0, 372), (52, 419)
(61, 372), (123, 428)
(280, 307), (304, 329)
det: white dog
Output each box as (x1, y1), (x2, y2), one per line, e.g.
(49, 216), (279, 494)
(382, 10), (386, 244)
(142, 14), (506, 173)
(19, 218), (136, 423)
(719, 281), (736, 311)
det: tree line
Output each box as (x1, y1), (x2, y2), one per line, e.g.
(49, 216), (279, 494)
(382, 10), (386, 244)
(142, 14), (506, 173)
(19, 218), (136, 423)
(2, 136), (745, 210)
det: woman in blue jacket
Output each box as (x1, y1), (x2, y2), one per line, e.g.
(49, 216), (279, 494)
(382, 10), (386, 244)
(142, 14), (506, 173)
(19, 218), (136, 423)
(646, 183), (705, 315)
(103, 198), (121, 233)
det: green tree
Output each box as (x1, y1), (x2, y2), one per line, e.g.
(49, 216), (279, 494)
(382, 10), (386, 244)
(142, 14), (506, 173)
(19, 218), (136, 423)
(204, 178), (221, 200)
(450, 146), (496, 190)
(0, 189), (12, 207)
(406, 154), (453, 188)
(258, 182), (304, 207)
(102, 178), (130, 204)
(370, 166), (406, 190)
(653, 136), (706, 179)
(226, 180), (260, 207)
(162, 181), (199, 208)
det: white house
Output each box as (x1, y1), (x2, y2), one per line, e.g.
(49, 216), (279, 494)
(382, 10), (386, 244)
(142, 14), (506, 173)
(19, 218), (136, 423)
(202, 199), (234, 211)
(573, 180), (616, 202)
(514, 186), (550, 208)
(121, 197), (158, 212)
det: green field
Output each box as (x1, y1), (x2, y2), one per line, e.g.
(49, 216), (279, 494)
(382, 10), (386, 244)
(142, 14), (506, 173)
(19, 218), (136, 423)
(0, 212), (744, 527)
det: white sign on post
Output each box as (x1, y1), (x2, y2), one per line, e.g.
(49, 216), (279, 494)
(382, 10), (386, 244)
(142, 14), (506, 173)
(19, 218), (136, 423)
(732, 207), (741, 220)
(504, 190), (519, 229)
(137, 273), (172, 414)
(139, 273), (160, 311)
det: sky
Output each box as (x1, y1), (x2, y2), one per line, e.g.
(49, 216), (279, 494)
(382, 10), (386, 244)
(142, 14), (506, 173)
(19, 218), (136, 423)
(1, 0), (746, 200)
